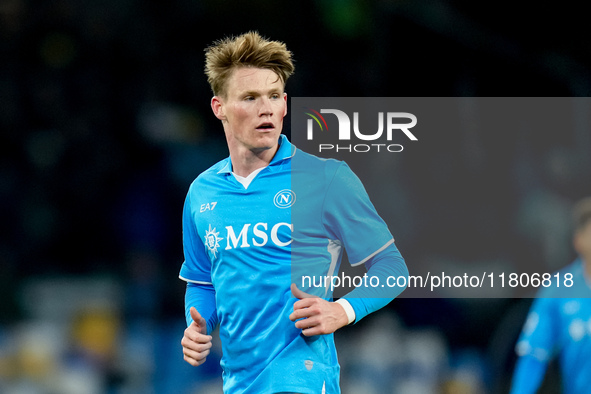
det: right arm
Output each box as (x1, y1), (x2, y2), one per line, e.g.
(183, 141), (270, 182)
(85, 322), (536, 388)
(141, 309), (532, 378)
(179, 187), (218, 366)
(181, 279), (219, 367)
(510, 296), (557, 393)
(510, 354), (548, 394)
(181, 304), (213, 367)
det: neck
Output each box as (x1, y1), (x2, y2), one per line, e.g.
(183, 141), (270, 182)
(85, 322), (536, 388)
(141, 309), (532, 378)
(230, 145), (278, 177)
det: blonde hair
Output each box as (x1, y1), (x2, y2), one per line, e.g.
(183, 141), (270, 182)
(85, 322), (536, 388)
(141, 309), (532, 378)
(204, 31), (295, 97)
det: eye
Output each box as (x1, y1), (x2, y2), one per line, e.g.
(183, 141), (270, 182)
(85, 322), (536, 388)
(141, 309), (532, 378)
(243, 96), (255, 101)
(270, 93), (281, 100)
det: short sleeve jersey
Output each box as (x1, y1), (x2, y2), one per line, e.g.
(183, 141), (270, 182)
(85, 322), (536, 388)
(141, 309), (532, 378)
(515, 259), (591, 394)
(180, 135), (394, 394)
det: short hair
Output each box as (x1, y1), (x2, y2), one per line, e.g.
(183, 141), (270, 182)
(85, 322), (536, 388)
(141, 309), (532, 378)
(204, 31), (295, 97)
(573, 197), (591, 232)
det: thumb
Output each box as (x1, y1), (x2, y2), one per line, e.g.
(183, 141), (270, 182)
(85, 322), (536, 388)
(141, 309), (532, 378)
(291, 283), (317, 299)
(190, 307), (206, 330)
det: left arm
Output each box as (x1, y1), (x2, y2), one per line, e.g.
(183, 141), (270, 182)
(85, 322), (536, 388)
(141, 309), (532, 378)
(289, 242), (408, 334)
(290, 161), (408, 335)
(339, 242), (408, 323)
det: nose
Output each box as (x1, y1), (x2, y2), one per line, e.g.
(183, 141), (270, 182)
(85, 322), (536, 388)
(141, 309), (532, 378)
(259, 97), (273, 116)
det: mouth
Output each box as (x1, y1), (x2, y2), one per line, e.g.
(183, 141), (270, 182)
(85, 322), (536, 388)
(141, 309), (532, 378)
(256, 122), (275, 131)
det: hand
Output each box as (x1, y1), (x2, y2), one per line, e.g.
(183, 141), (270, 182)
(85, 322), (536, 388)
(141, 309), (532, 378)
(289, 283), (349, 336)
(181, 307), (213, 366)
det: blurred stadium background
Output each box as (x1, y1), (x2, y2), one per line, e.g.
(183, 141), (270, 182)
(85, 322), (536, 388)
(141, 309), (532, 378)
(1, 0), (591, 393)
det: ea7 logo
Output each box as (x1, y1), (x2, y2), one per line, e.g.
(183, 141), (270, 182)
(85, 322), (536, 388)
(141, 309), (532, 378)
(200, 202), (217, 212)
(306, 109), (417, 141)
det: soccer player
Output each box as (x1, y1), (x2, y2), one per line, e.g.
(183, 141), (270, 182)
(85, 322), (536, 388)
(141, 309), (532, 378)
(179, 32), (408, 394)
(511, 197), (591, 394)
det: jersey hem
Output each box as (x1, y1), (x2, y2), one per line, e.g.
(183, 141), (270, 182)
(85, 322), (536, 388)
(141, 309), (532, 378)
(241, 385), (321, 394)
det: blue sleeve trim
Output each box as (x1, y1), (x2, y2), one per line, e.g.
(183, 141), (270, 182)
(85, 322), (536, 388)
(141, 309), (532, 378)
(185, 282), (219, 334)
(342, 242), (408, 323)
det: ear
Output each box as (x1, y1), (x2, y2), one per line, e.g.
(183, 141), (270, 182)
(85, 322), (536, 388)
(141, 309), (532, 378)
(283, 92), (288, 117)
(211, 96), (226, 120)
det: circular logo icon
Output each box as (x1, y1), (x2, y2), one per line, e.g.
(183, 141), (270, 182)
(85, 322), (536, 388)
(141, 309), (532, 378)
(274, 189), (296, 208)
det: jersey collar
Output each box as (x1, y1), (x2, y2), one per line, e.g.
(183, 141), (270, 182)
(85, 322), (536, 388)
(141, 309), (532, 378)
(270, 134), (296, 166)
(217, 135), (295, 174)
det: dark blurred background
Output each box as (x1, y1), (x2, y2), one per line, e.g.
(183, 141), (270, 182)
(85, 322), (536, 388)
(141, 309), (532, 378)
(1, 0), (590, 393)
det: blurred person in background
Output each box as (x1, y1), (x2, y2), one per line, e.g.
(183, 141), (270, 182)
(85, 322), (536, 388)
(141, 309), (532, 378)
(178, 32), (408, 393)
(511, 197), (591, 393)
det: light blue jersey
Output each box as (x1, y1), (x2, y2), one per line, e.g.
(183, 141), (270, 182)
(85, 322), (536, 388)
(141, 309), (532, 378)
(512, 259), (591, 394)
(180, 135), (406, 393)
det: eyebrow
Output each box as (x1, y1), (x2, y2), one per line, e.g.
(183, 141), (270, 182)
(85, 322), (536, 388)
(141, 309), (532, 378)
(241, 88), (284, 96)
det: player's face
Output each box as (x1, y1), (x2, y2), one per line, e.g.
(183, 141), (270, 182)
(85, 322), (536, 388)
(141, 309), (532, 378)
(212, 67), (287, 157)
